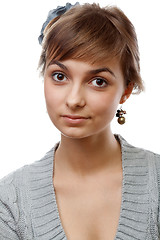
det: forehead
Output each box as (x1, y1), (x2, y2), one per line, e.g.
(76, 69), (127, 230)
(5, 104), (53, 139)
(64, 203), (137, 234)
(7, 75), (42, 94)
(53, 58), (120, 69)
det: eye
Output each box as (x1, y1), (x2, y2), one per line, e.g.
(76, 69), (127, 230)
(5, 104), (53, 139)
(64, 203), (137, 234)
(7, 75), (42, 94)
(91, 78), (108, 88)
(52, 72), (67, 82)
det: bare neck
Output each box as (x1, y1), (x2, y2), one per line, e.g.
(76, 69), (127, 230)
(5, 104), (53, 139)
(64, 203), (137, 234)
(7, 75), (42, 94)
(55, 130), (122, 177)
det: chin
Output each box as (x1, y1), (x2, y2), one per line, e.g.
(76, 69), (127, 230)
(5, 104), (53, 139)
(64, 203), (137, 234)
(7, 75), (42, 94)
(53, 121), (111, 140)
(58, 126), (93, 139)
(61, 131), (90, 139)
(59, 126), (109, 140)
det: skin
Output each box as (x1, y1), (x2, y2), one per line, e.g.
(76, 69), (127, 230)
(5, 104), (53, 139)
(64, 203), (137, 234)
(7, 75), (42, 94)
(44, 58), (133, 167)
(44, 58), (133, 239)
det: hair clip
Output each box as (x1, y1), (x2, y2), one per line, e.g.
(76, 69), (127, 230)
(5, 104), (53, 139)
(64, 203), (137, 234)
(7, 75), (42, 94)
(38, 2), (80, 45)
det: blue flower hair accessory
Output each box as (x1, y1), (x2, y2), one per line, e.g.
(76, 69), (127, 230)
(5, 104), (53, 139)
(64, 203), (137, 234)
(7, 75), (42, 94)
(38, 2), (80, 45)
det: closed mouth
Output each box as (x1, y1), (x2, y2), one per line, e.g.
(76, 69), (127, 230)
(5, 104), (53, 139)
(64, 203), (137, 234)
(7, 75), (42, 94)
(62, 115), (90, 120)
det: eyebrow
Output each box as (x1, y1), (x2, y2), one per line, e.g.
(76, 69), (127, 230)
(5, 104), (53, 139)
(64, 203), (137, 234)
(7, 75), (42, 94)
(89, 68), (116, 78)
(48, 60), (68, 71)
(47, 60), (116, 78)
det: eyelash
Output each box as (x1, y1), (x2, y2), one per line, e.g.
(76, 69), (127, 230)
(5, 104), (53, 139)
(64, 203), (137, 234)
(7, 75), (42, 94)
(90, 78), (108, 88)
(52, 72), (67, 82)
(51, 72), (109, 88)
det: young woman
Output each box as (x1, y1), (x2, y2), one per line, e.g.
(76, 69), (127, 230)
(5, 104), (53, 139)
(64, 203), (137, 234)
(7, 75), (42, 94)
(0, 3), (160, 240)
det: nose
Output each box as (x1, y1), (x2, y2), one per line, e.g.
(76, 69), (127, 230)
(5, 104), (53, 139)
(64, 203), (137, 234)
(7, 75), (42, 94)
(66, 84), (86, 110)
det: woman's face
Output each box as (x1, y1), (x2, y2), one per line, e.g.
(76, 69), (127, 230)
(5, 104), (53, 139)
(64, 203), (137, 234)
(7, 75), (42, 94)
(44, 58), (128, 139)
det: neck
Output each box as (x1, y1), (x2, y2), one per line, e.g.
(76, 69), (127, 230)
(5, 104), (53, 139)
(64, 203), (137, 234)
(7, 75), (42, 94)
(55, 129), (121, 177)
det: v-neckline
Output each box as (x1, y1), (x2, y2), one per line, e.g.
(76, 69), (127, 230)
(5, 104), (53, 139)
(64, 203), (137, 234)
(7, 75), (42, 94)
(30, 135), (149, 239)
(51, 134), (124, 240)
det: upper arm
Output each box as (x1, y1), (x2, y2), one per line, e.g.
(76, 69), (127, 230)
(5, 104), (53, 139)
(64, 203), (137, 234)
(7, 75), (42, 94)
(155, 154), (160, 234)
(0, 176), (20, 239)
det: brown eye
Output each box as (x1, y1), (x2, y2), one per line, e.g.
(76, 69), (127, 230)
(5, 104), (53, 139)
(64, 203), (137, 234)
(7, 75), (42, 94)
(91, 78), (108, 88)
(52, 72), (67, 82)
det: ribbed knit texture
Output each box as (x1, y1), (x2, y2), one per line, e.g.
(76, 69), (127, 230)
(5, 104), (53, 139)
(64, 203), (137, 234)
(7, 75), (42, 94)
(0, 135), (160, 239)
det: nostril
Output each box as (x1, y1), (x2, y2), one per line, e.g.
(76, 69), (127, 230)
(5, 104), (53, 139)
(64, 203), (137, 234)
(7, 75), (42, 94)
(65, 85), (86, 109)
(66, 95), (86, 109)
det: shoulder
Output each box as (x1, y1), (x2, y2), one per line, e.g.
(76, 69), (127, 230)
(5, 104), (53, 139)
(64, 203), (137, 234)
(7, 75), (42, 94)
(118, 134), (160, 160)
(0, 164), (30, 209)
(0, 144), (57, 185)
(118, 134), (160, 180)
(154, 152), (160, 166)
(0, 145), (57, 238)
(0, 146), (56, 199)
(119, 135), (160, 201)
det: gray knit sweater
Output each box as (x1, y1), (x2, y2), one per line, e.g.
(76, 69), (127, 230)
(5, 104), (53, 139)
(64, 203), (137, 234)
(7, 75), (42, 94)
(0, 135), (160, 239)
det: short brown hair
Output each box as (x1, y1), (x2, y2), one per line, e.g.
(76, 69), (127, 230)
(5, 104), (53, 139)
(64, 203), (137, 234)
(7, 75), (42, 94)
(38, 3), (144, 93)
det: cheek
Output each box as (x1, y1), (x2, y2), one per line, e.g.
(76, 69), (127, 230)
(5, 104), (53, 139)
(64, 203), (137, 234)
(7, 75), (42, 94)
(89, 90), (121, 116)
(44, 82), (61, 113)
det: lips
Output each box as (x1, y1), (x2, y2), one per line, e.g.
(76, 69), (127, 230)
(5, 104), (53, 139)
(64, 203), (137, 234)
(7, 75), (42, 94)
(62, 115), (90, 119)
(61, 115), (91, 124)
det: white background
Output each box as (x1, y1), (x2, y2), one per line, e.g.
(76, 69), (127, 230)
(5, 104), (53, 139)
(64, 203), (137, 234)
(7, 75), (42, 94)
(0, 0), (160, 179)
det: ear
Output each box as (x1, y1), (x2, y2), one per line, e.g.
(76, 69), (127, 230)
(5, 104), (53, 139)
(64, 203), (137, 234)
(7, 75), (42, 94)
(120, 82), (134, 104)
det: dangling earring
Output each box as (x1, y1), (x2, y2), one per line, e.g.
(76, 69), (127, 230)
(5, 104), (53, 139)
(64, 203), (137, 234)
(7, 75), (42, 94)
(116, 107), (126, 125)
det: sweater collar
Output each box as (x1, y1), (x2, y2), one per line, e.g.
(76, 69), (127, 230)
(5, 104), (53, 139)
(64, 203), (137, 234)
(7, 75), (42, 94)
(29, 135), (149, 239)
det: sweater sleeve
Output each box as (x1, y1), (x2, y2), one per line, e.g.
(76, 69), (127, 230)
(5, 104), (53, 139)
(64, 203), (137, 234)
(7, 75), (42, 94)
(155, 153), (160, 236)
(0, 173), (20, 239)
